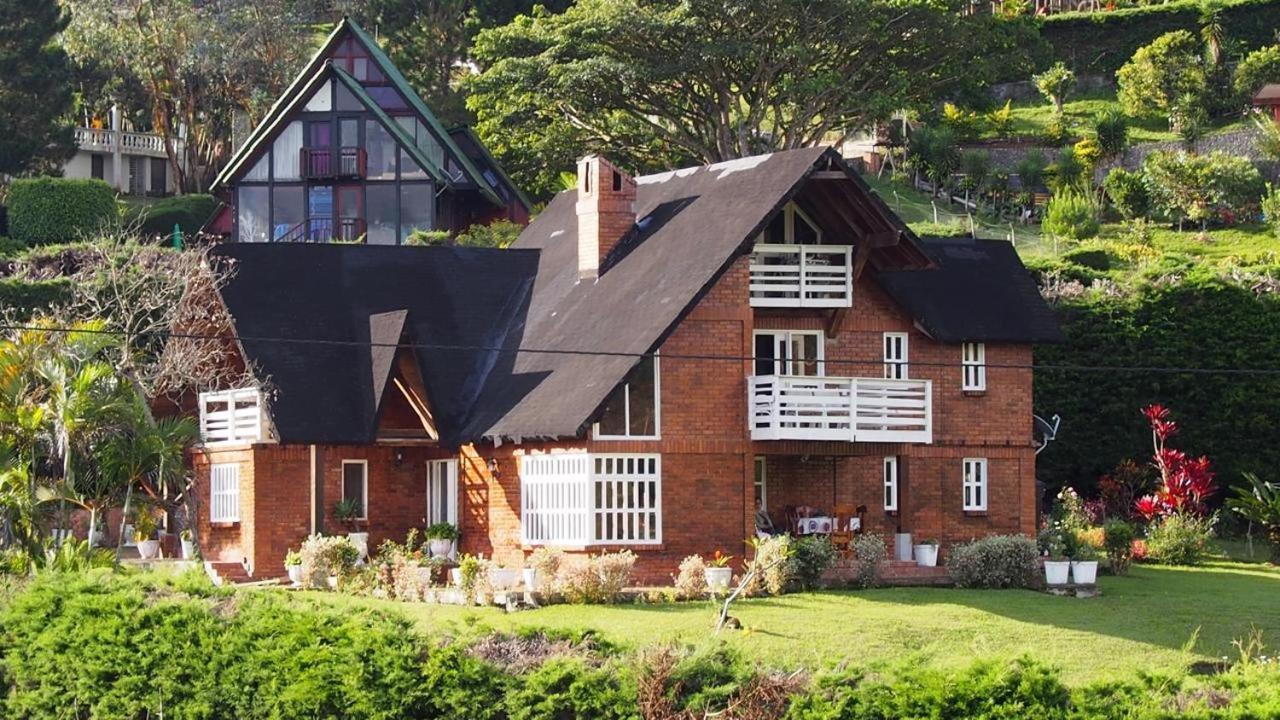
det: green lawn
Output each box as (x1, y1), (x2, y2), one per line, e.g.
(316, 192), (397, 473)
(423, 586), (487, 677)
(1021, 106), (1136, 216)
(288, 560), (1280, 686)
(987, 90), (1244, 145)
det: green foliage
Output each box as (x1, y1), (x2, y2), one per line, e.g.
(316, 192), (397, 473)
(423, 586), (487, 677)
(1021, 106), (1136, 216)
(1143, 150), (1265, 225)
(1228, 473), (1280, 564)
(907, 221), (971, 238)
(849, 533), (886, 589)
(506, 658), (637, 720)
(1233, 44), (1280, 98)
(1103, 167), (1151, 220)
(987, 99), (1014, 135)
(405, 229), (452, 246)
(425, 522), (460, 540)
(557, 550), (636, 604)
(1103, 520), (1137, 574)
(1262, 183), (1280, 238)
(1050, 146), (1085, 191)
(458, 219), (523, 249)
(0, 278), (72, 320)
(947, 535), (1040, 588)
(1033, 61), (1076, 113)
(1146, 513), (1214, 565)
(907, 125), (959, 191)
(941, 102), (981, 142)
(1016, 149), (1049, 191)
(124, 194), (219, 238)
(7, 178), (118, 245)
(1092, 108), (1130, 160)
(1061, 247), (1111, 271)
(958, 150), (991, 194)
(1116, 30), (1209, 122)
(789, 535), (837, 590)
(1043, 189), (1099, 241)
(0, 0), (75, 176)
(0, 236), (27, 258)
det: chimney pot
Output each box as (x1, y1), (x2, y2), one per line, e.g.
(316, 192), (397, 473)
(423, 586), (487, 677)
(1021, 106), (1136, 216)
(576, 155), (636, 280)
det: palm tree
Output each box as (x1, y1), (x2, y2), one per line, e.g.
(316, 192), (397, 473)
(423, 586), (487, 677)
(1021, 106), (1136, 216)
(1228, 473), (1280, 565)
(1199, 5), (1225, 68)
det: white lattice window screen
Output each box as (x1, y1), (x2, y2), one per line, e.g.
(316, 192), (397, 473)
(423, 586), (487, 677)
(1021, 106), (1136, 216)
(199, 389), (262, 444)
(962, 343), (986, 391)
(963, 458), (987, 511)
(883, 456), (899, 511)
(209, 464), (240, 523)
(883, 333), (908, 379)
(520, 453), (661, 545)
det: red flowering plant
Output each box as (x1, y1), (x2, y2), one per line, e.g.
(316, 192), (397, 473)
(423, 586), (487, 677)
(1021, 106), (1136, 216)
(1134, 405), (1216, 521)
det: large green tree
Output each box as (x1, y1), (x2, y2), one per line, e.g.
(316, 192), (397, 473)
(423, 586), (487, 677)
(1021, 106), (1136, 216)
(0, 0), (75, 177)
(466, 0), (1039, 198)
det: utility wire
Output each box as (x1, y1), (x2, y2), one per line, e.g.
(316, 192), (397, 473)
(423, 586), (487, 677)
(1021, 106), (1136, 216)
(4, 322), (1280, 378)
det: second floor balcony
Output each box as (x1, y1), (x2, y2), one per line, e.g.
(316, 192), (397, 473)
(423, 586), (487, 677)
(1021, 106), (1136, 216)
(749, 374), (932, 444)
(300, 147), (366, 179)
(75, 127), (177, 159)
(749, 244), (853, 308)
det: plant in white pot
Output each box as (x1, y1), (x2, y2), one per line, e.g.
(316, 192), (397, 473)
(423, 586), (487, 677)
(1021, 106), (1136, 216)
(1071, 540), (1099, 585)
(179, 528), (196, 559)
(524, 547), (562, 594)
(333, 498), (368, 561)
(704, 550), (734, 592)
(425, 522), (459, 558)
(284, 549), (303, 587)
(913, 538), (939, 567)
(1042, 528), (1070, 585)
(133, 511), (160, 560)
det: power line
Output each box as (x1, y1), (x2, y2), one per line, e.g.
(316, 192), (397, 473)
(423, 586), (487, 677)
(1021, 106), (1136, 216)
(5, 322), (1280, 378)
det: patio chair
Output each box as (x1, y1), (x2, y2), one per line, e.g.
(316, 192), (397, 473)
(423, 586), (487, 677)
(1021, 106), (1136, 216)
(755, 509), (779, 538)
(830, 504), (856, 557)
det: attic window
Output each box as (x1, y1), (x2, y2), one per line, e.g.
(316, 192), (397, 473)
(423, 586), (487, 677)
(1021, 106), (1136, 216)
(612, 169), (623, 191)
(760, 202), (822, 245)
(594, 354), (660, 439)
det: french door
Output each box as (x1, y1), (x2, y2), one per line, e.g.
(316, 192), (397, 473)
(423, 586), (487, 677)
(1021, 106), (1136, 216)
(753, 330), (825, 377)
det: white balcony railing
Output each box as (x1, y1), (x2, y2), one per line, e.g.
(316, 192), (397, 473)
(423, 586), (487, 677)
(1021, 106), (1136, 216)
(198, 388), (263, 445)
(75, 127), (177, 158)
(749, 374), (932, 443)
(749, 244), (853, 308)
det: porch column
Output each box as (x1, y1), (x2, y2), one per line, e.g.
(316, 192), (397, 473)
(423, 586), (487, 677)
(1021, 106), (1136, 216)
(110, 104), (123, 191)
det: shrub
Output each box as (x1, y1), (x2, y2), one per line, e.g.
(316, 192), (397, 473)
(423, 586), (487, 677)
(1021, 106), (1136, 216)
(1104, 520), (1137, 574)
(7, 177), (117, 245)
(907, 221), (970, 238)
(1092, 108), (1130, 160)
(298, 534), (359, 589)
(1033, 62), (1076, 113)
(1043, 189), (1099, 241)
(1076, 526), (1106, 550)
(1116, 31), (1209, 121)
(527, 546), (562, 592)
(789, 535), (837, 590)
(1103, 167), (1150, 220)
(125, 194), (219, 238)
(742, 534), (792, 596)
(947, 535), (1039, 588)
(457, 219), (523, 249)
(1233, 44), (1280, 99)
(0, 278), (72, 320)
(672, 555), (707, 600)
(1061, 247), (1111, 271)
(1144, 151), (1265, 226)
(1146, 513), (1214, 565)
(1227, 473), (1280, 565)
(559, 550), (635, 604)
(1016, 149), (1049, 191)
(506, 658), (637, 720)
(0, 236), (27, 258)
(849, 534), (887, 589)
(1262, 183), (1280, 239)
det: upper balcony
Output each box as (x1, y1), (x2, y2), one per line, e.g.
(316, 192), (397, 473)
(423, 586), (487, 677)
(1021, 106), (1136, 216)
(74, 127), (176, 159)
(749, 374), (932, 444)
(199, 388), (264, 445)
(749, 244), (853, 308)
(300, 147), (366, 179)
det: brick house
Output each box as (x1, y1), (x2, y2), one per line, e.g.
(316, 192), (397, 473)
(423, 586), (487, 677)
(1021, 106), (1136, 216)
(187, 147), (1061, 582)
(205, 17), (530, 242)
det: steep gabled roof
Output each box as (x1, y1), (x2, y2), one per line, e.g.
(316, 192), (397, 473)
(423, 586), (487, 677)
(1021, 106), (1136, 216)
(212, 17), (505, 206)
(212, 243), (538, 447)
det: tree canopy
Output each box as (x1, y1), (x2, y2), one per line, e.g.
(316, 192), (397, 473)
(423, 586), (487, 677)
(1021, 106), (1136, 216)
(466, 0), (1040, 198)
(0, 0), (75, 177)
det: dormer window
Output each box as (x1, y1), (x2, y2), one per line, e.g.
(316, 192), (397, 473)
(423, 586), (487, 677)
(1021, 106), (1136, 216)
(760, 202), (822, 245)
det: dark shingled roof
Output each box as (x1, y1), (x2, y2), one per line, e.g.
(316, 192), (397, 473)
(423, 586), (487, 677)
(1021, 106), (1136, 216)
(211, 243), (537, 447)
(874, 236), (1063, 344)
(1253, 84), (1280, 103)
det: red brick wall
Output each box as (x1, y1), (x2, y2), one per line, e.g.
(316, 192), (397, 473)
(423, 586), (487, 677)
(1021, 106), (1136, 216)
(190, 445), (255, 566)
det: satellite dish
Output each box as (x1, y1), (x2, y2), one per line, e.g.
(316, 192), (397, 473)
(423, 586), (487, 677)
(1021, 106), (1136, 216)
(1033, 414), (1061, 455)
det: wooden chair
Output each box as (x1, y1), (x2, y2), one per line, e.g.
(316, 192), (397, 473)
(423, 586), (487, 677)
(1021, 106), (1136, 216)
(830, 504), (857, 557)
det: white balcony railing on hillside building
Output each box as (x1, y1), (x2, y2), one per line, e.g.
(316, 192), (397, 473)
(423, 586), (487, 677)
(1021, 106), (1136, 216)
(198, 388), (263, 445)
(749, 375), (932, 443)
(749, 244), (853, 308)
(75, 127), (177, 158)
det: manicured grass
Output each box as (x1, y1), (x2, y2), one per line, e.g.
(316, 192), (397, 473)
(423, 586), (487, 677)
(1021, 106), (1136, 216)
(289, 560), (1280, 686)
(987, 90), (1244, 145)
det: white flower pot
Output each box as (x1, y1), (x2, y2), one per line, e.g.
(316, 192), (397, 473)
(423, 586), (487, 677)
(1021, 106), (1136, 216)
(89, 529), (105, 548)
(122, 524), (136, 546)
(286, 565), (302, 586)
(914, 544), (939, 567)
(705, 566), (733, 592)
(522, 568), (539, 591)
(429, 539), (455, 558)
(347, 532), (369, 561)
(181, 540), (195, 559)
(326, 575), (339, 590)
(894, 533), (914, 562)
(489, 568), (518, 591)
(450, 568), (463, 587)
(137, 539), (160, 560)
(1071, 560), (1098, 585)
(1044, 560), (1071, 585)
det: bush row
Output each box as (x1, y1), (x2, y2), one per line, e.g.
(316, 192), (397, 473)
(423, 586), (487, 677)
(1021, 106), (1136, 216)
(123, 193), (219, 238)
(6, 178), (117, 246)
(4, 571), (1280, 719)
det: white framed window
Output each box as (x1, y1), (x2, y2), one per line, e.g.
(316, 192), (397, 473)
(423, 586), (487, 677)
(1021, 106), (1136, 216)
(594, 354), (661, 439)
(962, 342), (986, 391)
(753, 330), (824, 377)
(209, 464), (241, 523)
(342, 460), (368, 520)
(754, 456), (767, 511)
(963, 458), (988, 512)
(883, 456), (899, 511)
(520, 453), (661, 545)
(883, 332), (908, 379)
(426, 459), (458, 527)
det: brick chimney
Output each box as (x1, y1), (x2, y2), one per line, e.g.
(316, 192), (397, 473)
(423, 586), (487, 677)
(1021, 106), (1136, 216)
(575, 154), (636, 280)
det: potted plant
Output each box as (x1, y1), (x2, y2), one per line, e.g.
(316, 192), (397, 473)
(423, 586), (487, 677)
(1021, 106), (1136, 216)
(333, 498), (368, 561)
(704, 550), (734, 592)
(1043, 529), (1070, 585)
(133, 511), (160, 560)
(913, 538), (939, 567)
(284, 550), (303, 587)
(488, 565), (518, 591)
(1071, 540), (1099, 585)
(425, 522), (459, 558)
(525, 547), (561, 594)
(179, 529), (195, 559)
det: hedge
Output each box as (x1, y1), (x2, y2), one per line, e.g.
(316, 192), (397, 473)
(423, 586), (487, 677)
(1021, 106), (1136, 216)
(1034, 274), (1280, 498)
(1038, 0), (1280, 76)
(125, 194), (220, 238)
(0, 278), (72, 320)
(7, 178), (118, 246)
